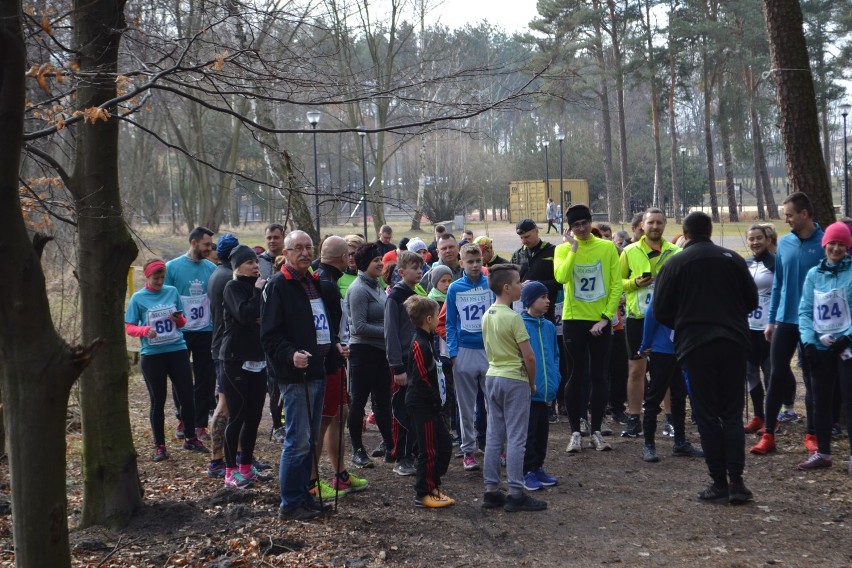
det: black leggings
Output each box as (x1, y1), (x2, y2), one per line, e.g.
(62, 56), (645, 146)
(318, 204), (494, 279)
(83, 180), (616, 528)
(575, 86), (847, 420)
(141, 349), (195, 446)
(172, 331), (215, 429)
(563, 319), (612, 433)
(747, 330), (771, 418)
(608, 328), (629, 413)
(348, 344), (393, 451)
(765, 323), (810, 432)
(221, 361), (268, 468)
(267, 375), (283, 430)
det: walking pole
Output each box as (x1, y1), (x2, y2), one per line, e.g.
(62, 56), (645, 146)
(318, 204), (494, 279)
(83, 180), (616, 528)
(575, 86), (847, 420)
(301, 363), (327, 515)
(334, 363), (346, 512)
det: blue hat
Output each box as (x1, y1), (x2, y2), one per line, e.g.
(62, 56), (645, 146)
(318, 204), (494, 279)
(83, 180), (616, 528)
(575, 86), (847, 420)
(216, 233), (239, 260)
(522, 281), (549, 309)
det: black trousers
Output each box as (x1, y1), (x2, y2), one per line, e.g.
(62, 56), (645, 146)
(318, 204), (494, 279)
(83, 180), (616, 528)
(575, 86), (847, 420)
(681, 339), (747, 486)
(348, 344), (393, 451)
(563, 320), (612, 433)
(409, 405), (452, 498)
(806, 350), (852, 455)
(391, 384), (417, 460)
(765, 323), (813, 433)
(747, 329), (771, 418)
(142, 349), (195, 446)
(173, 331), (215, 428)
(221, 361), (268, 468)
(608, 328), (629, 413)
(523, 401), (551, 472)
(643, 352), (687, 445)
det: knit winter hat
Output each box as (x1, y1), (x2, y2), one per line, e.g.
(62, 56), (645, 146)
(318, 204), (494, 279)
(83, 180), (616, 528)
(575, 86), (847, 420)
(407, 238), (428, 254)
(566, 204), (592, 226)
(216, 233), (239, 260)
(229, 244), (257, 269)
(822, 222), (852, 248)
(430, 264), (453, 288)
(521, 280), (549, 309)
(354, 242), (382, 272)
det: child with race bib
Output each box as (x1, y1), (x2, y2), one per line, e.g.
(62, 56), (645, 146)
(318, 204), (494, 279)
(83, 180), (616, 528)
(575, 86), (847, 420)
(798, 222), (852, 472)
(445, 243), (494, 471)
(125, 259), (209, 461)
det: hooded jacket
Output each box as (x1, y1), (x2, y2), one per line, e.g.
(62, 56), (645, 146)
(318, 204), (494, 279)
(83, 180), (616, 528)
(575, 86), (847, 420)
(799, 256), (852, 350)
(521, 311), (561, 403)
(445, 271), (493, 357)
(385, 281), (418, 374)
(769, 224), (824, 325)
(220, 275), (264, 362)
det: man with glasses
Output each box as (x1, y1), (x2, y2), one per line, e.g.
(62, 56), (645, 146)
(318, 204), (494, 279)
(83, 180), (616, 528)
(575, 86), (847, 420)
(262, 231), (348, 521)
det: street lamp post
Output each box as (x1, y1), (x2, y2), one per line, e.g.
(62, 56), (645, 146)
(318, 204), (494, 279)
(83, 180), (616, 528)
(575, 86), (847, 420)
(543, 140), (550, 211)
(556, 133), (565, 232)
(307, 110), (321, 237)
(841, 103), (850, 218)
(357, 127), (368, 237)
(680, 148), (686, 219)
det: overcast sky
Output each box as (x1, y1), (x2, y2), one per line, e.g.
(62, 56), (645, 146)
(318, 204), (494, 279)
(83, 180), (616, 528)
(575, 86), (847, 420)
(423, 0), (540, 33)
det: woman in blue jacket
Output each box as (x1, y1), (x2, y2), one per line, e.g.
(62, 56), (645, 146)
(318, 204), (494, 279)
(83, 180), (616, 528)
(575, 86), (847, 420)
(798, 222), (852, 473)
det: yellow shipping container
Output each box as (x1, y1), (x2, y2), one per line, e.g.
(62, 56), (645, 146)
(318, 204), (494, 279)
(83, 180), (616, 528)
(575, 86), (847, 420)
(508, 179), (590, 224)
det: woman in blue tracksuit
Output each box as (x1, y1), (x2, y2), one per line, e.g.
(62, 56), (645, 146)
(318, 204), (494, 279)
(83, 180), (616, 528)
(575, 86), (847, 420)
(798, 222), (852, 472)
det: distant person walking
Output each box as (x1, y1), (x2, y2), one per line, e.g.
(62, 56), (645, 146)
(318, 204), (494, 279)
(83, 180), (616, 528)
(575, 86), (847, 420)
(546, 198), (558, 234)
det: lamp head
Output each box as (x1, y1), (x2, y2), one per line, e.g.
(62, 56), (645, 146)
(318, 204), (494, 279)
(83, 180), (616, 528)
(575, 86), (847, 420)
(555, 133), (565, 142)
(307, 110), (321, 125)
(357, 125), (366, 139)
(543, 140), (549, 148)
(841, 103), (851, 117)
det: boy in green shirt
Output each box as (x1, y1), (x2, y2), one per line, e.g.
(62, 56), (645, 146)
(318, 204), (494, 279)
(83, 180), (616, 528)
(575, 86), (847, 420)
(480, 264), (547, 512)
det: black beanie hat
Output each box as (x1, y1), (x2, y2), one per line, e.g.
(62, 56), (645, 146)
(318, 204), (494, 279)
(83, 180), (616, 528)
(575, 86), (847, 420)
(229, 244), (257, 269)
(566, 204), (592, 226)
(354, 242), (382, 272)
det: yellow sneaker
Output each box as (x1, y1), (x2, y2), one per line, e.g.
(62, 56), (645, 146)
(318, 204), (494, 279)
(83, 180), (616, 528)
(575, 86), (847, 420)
(415, 489), (455, 508)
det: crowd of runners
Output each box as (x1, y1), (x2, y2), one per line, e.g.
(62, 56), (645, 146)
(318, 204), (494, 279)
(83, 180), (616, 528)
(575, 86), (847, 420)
(124, 190), (852, 521)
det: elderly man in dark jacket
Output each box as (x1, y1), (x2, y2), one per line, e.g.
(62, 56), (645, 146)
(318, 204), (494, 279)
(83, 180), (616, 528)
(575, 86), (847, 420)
(261, 230), (347, 521)
(653, 212), (758, 505)
(511, 219), (559, 322)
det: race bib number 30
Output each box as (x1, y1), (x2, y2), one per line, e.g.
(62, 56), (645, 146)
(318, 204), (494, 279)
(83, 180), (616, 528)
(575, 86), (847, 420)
(311, 298), (331, 345)
(457, 289), (492, 333)
(181, 295), (211, 331)
(573, 261), (606, 302)
(813, 288), (851, 334)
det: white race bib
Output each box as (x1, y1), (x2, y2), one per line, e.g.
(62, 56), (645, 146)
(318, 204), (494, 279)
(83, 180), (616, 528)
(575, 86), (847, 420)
(554, 300), (564, 334)
(147, 307), (180, 346)
(573, 261), (606, 302)
(437, 361), (447, 406)
(311, 298), (332, 345)
(456, 289), (491, 333)
(748, 294), (771, 331)
(242, 360), (267, 372)
(637, 283), (655, 312)
(813, 288), (851, 334)
(181, 295), (211, 330)
(512, 299), (524, 314)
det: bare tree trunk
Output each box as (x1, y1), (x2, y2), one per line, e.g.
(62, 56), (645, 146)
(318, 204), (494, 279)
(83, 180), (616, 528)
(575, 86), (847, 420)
(761, 0), (835, 226)
(0, 6), (86, 565)
(746, 65), (766, 220)
(755, 124), (779, 218)
(702, 52), (720, 222)
(719, 81), (739, 222)
(69, 0), (144, 529)
(667, 14), (681, 223)
(593, 2), (616, 222)
(607, 0), (630, 220)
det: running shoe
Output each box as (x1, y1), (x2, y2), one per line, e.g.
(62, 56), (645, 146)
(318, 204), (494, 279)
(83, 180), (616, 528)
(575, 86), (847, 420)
(756, 423), (781, 435)
(590, 431), (612, 451)
(743, 416), (765, 434)
(643, 444), (659, 463)
(195, 427), (210, 441)
(271, 426), (285, 444)
(247, 466), (272, 482)
(620, 415), (642, 438)
(831, 423), (843, 439)
(566, 432), (583, 453)
(797, 452), (832, 470)
(371, 441), (387, 458)
(728, 481), (754, 504)
(548, 411), (559, 424)
(351, 447), (374, 468)
(777, 409), (799, 423)
(454, 447), (465, 458)
(749, 433), (776, 455)
(612, 410), (630, 424)
(333, 471), (369, 494)
(175, 420), (185, 440)
(672, 441), (704, 458)
(533, 467), (558, 486)
(393, 458), (416, 476)
(661, 420), (675, 438)
(580, 417), (590, 437)
(481, 490), (507, 509)
(696, 484), (729, 503)
(600, 419), (613, 436)
(224, 470), (253, 489)
(804, 433), (818, 453)
(523, 471), (543, 491)
(415, 489), (455, 508)
(309, 479), (338, 500)
(504, 493), (547, 512)
(183, 437), (209, 453)
(153, 444), (168, 462)
(207, 460), (226, 478)
(462, 453), (480, 471)
(251, 458), (272, 471)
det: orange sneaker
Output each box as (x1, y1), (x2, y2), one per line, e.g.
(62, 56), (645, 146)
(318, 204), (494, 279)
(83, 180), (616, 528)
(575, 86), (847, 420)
(803, 433), (818, 453)
(415, 489), (455, 508)
(750, 433), (776, 455)
(744, 416), (765, 434)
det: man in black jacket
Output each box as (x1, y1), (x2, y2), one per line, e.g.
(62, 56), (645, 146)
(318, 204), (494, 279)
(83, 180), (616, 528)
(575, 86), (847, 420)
(653, 212), (758, 505)
(510, 219), (559, 322)
(261, 230), (348, 521)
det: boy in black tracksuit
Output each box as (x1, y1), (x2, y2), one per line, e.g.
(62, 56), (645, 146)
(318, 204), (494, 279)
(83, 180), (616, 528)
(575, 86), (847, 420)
(405, 295), (454, 508)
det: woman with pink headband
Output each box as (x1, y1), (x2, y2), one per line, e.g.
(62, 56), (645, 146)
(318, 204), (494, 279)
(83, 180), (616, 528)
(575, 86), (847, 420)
(125, 259), (209, 461)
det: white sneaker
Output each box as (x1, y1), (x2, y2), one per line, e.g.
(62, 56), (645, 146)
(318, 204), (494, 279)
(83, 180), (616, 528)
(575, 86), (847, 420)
(580, 418), (590, 436)
(566, 431), (583, 453)
(600, 419), (613, 436)
(590, 431), (612, 451)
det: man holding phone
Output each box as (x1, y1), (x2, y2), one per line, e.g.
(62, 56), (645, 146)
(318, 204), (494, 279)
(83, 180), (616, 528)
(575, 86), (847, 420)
(618, 208), (681, 437)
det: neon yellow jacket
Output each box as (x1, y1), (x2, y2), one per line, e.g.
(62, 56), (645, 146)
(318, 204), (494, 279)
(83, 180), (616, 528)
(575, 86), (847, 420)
(554, 236), (622, 322)
(619, 236), (680, 318)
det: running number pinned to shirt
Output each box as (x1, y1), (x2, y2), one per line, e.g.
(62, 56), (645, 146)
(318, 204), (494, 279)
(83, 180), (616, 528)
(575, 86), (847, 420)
(180, 295), (211, 331)
(637, 282), (655, 311)
(310, 298), (331, 345)
(147, 307), (180, 345)
(813, 288), (851, 334)
(573, 261), (605, 302)
(457, 289), (492, 333)
(748, 294), (771, 331)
